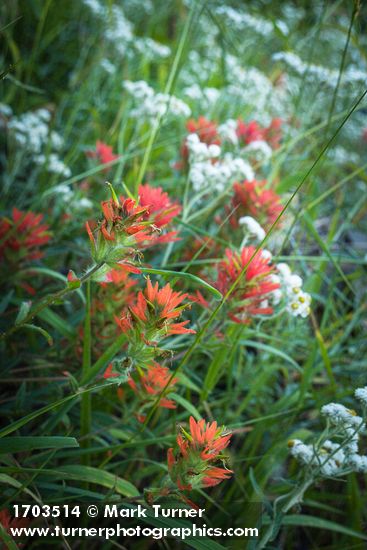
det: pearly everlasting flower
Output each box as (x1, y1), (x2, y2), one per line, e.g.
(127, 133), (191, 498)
(347, 454), (367, 473)
(321, 403), (365, 430)
(218, 119), (239, 145)
(289, 390), (367, 478)
(0, 103), (12, 117)
(239, 216), (266, 242)
(286, 290), (311, 318)
(34, 154), (71, 178)
(244, 140), (273, 162)
(355, 387), (367, 406)
(124, 80), (191, 120)
(275, 263), (311, 318)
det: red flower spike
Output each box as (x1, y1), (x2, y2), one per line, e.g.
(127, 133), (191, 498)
(138, 184), (181, 228)
(86, 140), (119, 168)
(167, 416), (233, 493)
(116, 278), (195, 341)
(128, 362), (177, 410)
(214, 246), (280, 324)
(229, 179), (283, 230)
(0, 208), (51, 264)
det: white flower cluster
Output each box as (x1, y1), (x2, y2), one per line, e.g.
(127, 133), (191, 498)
(322, 403), (365, 430)
(243, 140), (273, 163)
(186, 134), (254, 193)
(290, 391), (367, 476)
(239, 216), (266, 242)
(273, 51), (367, 88)
(0, 103), (12, 118)
(273, 262), (311, 318)
(83, 0), (170, 61)
(289, 439), (346, 477)
(214, 6), (273, 37)
(123, 80), (191, 120)
(183, 84), (220, 107)
(218, 119), (238, 145)
(7, 108), (71, 178)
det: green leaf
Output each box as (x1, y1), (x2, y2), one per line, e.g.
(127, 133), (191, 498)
(240, 340), (301, 371)
(0, 436), (79, 454)
(170, 393), (201, 420)
(38, 307), (75, 339)
(0, 473), (40, 503)
(22, 323), (53, 346)
(282, 514), (367, 540)
(15, 300), (32, 325)
(40, 465), (139, 498)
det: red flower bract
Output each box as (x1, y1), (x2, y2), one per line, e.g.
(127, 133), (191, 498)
(230, 179), (283, 230)
(86, 140), (119, 167)
(138, 183), (181, 228)
(0, 208), (51, 263)
(215, 246), (280, 323)
(128, 362), (178, 410)
(115, 278), (195, 341)
(236, 119), (264, 144)
(236, 118), (282, 149)
(167, 416), (233, 491)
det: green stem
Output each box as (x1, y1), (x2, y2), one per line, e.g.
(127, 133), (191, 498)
(1, 262), (104, 341)
(258, 478), (314, 549)
(80, 280), (92, 464)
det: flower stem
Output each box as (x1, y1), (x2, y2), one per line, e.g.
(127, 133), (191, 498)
(0, 262), (104, 341)
(81, 279), (92, 467)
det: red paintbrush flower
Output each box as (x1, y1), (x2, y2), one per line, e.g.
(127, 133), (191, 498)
(236, 118), (282, 149)
(138, 184), (181, 228)
(138, 183), (181, 245)
(229, 179), (283, 230)
(236, 119), (265, 144)
(128, 362), (177, 411)
(85, 188), (158, 264)
(214, 246), (280, 323)
(0, 208), (51, 263)
(186, 117), (221, 146)
(167, 416), (233, 492)
(263, 118), (282, 149)
(86, 140), (119, 169)
(115, 277), (195, 343)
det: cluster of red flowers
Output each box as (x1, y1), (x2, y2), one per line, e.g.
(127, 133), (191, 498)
(86, 183), (181, 265)
(128, 362), (177, 411)
(167, 416), (233, 491)
(229, 179), (283, 230)
(0, 208), (51, 263)
(182, 116), (282, 151)
(214, 246), (280, 324)
(103, 277), (194, 417)
(236, 118), (282, 149)
(86, 140), (119, 171)
(115, 277), (195, 343)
